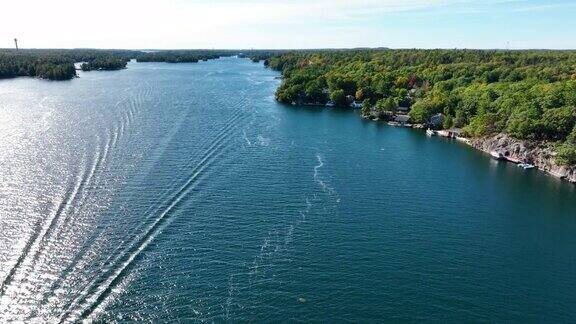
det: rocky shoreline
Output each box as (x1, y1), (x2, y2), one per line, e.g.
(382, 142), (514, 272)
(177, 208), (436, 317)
(468, 134), (576, 183)
(298, 106), (576, 184)
(365, 114), (576, 183)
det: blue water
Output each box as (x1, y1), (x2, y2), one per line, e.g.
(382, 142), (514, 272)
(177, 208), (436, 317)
(0, 57), (575, 322)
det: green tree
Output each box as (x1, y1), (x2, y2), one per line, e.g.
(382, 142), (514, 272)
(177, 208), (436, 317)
(355, 88), (365, 101)
(305, 79), (325, 103)
(443, 115), (454, 129)
(361, 100), (372, 116)
(409, 98), (442, 124)
(556, 143), (576, 165)
(330, 89), (346, 106)
(539, 107), (576, 140)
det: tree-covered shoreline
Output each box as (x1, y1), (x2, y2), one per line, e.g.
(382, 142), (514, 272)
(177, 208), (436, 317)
(0, 51), (77, 80)
(136, 50), (236, 63)
(0, 49), (236, 80)
(0, 49), (283, 81)
(0, 49), (141, 80)
(80, 58), (128, 71)
(262, 49), (576, 165)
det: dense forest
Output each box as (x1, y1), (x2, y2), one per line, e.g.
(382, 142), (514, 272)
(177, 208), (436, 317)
(0, 48), (286, 81)
(0, 51), (77, 80)
(241, 50), (292, 63)
(80, 57), (128, 71)
(136, 50), (236, 63)
(0, 49), (141, 80)
(263, 49), (576, 165)
(0, 49), (234, 79)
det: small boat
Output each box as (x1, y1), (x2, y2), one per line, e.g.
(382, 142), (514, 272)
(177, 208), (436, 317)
(490, 151), (504, 160)
(426, 129), (436, 136)
(350, 101), (363, 109)
(325, 101), (336, 108)
(518, 163), (535, 170)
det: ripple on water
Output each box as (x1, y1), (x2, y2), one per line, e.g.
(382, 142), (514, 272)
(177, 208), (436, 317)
(0, 58), (575, 322)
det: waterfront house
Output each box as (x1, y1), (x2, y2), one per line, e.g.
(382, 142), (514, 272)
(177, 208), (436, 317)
(397, 106), (410, 114)
(377, 110), (394, 120)
(448, 128), (462, 138)
(437, 128), (462, 138)
(394, 115), (410, 124)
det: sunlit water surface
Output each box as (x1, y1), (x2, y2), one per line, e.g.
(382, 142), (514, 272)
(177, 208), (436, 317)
(0, 58), (575, 322)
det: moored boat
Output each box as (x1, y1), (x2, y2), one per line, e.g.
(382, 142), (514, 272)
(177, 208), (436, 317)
(490, 151), (505, 160)
(518, 163), (535, 170)
(426, 129), (436, 136)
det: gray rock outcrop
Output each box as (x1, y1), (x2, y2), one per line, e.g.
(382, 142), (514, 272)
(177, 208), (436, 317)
(470, 134), (576, 183)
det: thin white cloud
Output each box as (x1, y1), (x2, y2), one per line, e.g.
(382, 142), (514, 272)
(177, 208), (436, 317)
(0, 0), (468, 48)
(0, 0), (573, 49)
(510, 2), (576, 12)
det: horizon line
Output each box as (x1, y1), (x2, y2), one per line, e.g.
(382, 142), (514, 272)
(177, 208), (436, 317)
(2, 46), (576, 51)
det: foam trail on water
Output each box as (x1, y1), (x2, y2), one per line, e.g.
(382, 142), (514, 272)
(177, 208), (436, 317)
(229, 153), (339, 311)
(313, 154), (335, 195)
(0, 158), (85, 303)
(58, 156), (220, 322)
(242, 130), (252, 146)
(55, 106), (247, 321)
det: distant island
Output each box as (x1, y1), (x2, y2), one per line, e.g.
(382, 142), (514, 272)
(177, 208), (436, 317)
(80, 58), (128, 71)
(0, 49), (241, 80)
(0, 49), (287, 81)
(0, 51), (77, 80)
(136, 50), (234, 63)
(0, 49), (146, 80)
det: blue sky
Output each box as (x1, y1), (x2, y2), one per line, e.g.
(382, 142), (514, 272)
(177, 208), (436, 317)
(1, 0), (575, 49)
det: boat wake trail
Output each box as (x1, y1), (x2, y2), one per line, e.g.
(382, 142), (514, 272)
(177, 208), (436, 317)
(0, 88), (147, 320)
(0, 72), (256, 322)
(32, 95), (237, 319)
(225, 153), (339, 317)
(0, 159), (85, 299)
(54, 99), (249, 322)
(314, 154), (338, 197)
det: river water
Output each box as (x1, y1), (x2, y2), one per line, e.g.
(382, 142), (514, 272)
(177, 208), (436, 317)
(0, 57), (575, 322)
